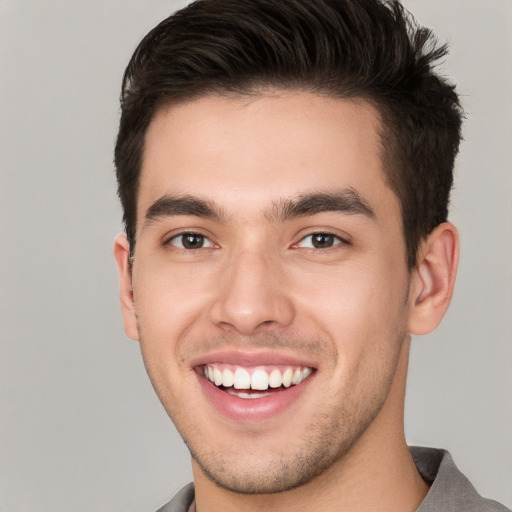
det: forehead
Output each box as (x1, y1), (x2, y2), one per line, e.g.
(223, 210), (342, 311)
(138, 91), (398, 225)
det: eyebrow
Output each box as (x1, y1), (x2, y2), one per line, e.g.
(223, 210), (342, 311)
(144, 195), (225, 225)
(143, 189), (375, 226)
(265, 189), (376, 222)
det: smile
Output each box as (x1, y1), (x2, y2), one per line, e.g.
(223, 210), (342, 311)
(202, 364), (314, 398)
(193, 352), (317, 421)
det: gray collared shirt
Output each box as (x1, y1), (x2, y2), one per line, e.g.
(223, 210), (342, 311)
(156, 447), (511, 512)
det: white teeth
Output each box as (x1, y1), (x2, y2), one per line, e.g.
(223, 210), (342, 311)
(204, 364), (314, 392)
(233, 367), (251, 389)
(282, 368), (293, 388)
(213, 367), (223, 386)
(302, 367), (312, 380)
(268, 368), (282, 388)
(227, 390), (273, 399)
(251, 369), (269, 390)
(222, 368), (234, 387)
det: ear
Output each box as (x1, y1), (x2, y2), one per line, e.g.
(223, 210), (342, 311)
(408, 222), (459, 335)
(113, 234), (140, 341)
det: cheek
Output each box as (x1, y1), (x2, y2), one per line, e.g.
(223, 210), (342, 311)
(134, 260), (214, 323)
(132, 265), (214, 371)
(133, 271), (205, 415)
(294, 263), (408, 354)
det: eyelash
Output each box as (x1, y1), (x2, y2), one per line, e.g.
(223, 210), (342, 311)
(293, 232), (349, 250)
(165, 231), (349, 251)
(166, 232), (215, 250)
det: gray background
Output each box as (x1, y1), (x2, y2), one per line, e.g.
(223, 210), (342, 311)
(0, 1), (510, 511)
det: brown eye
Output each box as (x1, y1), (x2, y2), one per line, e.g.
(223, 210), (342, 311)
(169, 233), (213, 249)
(296, 233), (346, 249)
(311, 234), (335, 248)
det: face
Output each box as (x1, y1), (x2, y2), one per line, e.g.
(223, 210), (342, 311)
(119, 92), (416, 493)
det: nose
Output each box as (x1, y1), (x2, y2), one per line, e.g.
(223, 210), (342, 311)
(209, 249), (295, 335)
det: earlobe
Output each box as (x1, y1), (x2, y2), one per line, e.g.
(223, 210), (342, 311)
(408, 222), (459, 335)
(113, 234), (140, 341)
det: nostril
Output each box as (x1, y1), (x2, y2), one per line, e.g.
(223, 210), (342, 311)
(208, 264), (295, 333)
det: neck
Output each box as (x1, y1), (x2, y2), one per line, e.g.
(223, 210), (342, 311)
(192, 338), (428, 512)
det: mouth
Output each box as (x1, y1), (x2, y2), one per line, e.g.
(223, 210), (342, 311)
(193, 354), (317, 422)
(201, 363), (314, 399)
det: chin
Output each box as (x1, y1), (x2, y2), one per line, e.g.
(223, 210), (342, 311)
(185, 413), (371, 495)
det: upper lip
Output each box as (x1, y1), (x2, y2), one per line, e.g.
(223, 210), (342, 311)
(189, 350), (317, 369)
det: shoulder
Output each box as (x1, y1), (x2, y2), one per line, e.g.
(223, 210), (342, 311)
(411, 446), (511, 512)
(155, 483), (195, 512)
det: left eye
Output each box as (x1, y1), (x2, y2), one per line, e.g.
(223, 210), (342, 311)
(296, 233), (345, 249)
(168, 233), (213, 250)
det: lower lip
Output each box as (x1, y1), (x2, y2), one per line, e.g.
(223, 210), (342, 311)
(196, 371), (313, 423)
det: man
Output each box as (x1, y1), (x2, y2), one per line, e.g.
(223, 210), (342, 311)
(113, 1), (510, 511)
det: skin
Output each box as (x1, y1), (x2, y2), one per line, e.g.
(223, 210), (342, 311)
(114, 91), (458, 512)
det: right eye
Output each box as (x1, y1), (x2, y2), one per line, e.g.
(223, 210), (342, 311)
(167, 233), (214, 250)
(295, 232), (347, 249)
